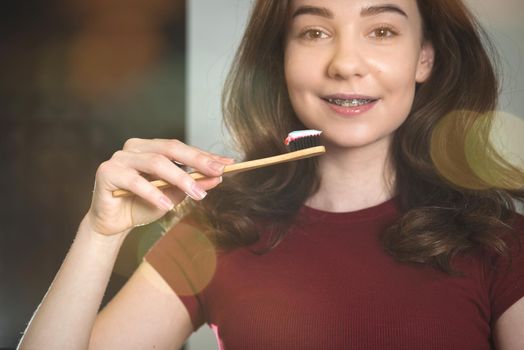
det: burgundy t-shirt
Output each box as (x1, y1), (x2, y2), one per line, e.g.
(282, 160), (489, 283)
(145, 198), (524, 349)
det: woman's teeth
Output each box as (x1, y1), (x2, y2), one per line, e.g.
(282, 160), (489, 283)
(327, 98), (375, 107)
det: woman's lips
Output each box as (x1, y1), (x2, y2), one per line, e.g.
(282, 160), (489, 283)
(322, 96), (379, 117)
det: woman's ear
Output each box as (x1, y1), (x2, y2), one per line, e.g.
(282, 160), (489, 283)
(415, 41), (435, 83)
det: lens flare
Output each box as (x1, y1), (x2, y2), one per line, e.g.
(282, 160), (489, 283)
(150, 222), (217, 296)
(489, 111), (524, 169)
(431, 109), (524, 190)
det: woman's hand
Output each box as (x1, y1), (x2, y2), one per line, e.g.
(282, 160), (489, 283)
(85, 138), (233, 237)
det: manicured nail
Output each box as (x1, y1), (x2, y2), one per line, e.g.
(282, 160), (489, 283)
(209, 160), (225, 173)
(220, 157), (236, 164)
(189, 182), (207, 200)
(159, 195), (175, 211)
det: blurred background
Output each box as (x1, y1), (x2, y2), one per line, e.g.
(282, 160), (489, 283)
(0, 0), (523, 349)
(0, 0), (186, 348)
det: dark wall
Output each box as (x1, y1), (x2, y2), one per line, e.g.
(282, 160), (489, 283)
(0, 1), (186, 348)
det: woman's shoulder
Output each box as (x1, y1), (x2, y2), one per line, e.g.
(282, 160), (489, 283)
(479, 209), (524, 321)
(145, 214), (218, 296)
(510, 209), (524, 229)
(502, 209), (524, 251)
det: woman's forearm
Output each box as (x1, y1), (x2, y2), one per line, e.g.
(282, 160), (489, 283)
(18, 137), (228, 349)
(18, 216), (128, 349)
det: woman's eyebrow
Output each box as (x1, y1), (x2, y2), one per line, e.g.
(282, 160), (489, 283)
(360, 4), (408, 18)
(291, 6), (334, 19)
(291, 3), (407, 20)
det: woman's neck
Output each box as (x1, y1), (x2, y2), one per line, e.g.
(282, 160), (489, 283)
(306, 138), (396, 212)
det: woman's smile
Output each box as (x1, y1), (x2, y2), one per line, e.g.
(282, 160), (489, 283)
(321, 94), (380, 117)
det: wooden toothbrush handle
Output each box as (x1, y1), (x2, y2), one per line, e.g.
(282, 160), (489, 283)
(112, 146), (325, 197)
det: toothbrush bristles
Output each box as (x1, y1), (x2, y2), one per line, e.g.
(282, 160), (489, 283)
(285, 130), (322, 152)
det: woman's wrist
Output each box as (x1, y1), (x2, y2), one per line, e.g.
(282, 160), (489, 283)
(78, 214), (130, 248)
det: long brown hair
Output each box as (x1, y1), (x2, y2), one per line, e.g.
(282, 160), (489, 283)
(184, 0), (524, 274)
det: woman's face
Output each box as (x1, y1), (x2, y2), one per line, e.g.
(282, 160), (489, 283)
(284, 0), (433, 151)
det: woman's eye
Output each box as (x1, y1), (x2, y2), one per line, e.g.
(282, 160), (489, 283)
(370, 27), (397, 39)
(300, 29), (329, 40)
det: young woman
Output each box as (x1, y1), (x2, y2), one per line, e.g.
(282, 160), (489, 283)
(20, 0), (524, 349)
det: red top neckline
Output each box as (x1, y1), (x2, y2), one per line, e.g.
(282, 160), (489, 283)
(298, 195), (400, 223)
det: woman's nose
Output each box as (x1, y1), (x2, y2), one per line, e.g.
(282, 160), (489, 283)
(326, 38), (368, 80)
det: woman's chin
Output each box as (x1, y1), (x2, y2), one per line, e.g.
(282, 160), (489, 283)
(322, 132), (392, 152)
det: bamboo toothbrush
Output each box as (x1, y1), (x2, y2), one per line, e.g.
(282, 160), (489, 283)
(112, 130), (325, 197)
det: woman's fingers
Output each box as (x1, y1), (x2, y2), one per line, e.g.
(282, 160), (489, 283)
(201, 151), (236, 164)
(89, 138), (229, 235)
(163, 176), (223, 204)
(96, 138), (230, 213)
(122, 138), (234, 177)
(111, 150), (215, 201)
(96, 161), (175, 211)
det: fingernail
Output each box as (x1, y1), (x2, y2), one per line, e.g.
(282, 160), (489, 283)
(209, 160), (225, 173)
(159, 195), (175, 211)
(220, 156), (236, 164)
(189, 182), (207, 200)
